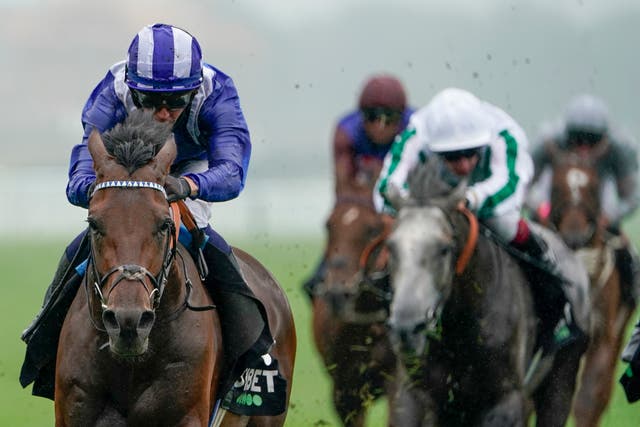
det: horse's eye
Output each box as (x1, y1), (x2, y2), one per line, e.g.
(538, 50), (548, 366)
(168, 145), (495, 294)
(439, 245), (451, 258)
(86, 217), (103, 236)
(158, 219), (173, 233)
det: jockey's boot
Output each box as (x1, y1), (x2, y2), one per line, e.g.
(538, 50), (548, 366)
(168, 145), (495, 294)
(614, 240), (640, 309)
(199, 225), (273, 360)
(301, 256), (327, 300)
(21, 230), (89, 344)
(620, 318), (640, 402)
(20, 252), (72, 343)
(623, 319), (640, 363)
(514, 231), (587, 354)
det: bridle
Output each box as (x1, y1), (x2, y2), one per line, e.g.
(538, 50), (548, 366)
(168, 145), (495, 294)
(86, 180), (213, 332)
(318, 197), (394, 323)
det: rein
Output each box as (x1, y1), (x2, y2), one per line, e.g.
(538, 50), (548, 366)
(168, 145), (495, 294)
(359, 214), (393, 270)
(455, 206), (479, 275)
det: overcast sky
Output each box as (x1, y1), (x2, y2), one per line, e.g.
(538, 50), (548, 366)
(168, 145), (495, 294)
(1, 0), (639, 179)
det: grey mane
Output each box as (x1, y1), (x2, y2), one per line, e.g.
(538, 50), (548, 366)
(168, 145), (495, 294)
(407, 155), (466, 209)
(101, 110), (173, 174)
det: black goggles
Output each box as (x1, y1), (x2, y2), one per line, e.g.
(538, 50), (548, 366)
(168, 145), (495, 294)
(567, 130), (603, 147)
(439, 148), (481, 162)
(131, 89), (194, 110)
(361, 107), (403, 124)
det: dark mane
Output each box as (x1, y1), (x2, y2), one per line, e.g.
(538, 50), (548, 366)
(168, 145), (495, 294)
(101, 110), (173, 174)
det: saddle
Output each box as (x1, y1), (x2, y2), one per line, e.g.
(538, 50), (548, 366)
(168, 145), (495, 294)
(480, 223), (590, 348)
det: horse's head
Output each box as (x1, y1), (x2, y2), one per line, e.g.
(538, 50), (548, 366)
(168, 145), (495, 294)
(87, 110), (177, 357)
(320, 195), (390, 321)
(385, 156), (462, 356)
(550, 154), (601, 249)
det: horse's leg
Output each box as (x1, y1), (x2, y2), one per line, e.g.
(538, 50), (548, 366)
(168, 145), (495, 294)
(533, 340), (587, 427)
(573, 296), (633, 427)
(573, 344), (618, 427)
(387, 368), (432, 427)
(333, 381), (368, 427)
(232, 249), (296, 427)
(478, 390), (527, 427)
(55, 294), (106, 427)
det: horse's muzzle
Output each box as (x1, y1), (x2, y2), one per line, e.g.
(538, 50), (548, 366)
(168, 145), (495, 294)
(102, 307), (156, 356)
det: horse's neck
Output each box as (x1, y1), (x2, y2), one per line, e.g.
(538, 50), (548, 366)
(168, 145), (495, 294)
(449, 212), (509, 310)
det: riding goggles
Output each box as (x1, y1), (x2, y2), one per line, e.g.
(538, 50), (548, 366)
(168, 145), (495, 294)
(361, 107), (403, 124)
(439, 148), (482, 162)
(567, 130), (604, 147)
(131, 89), (195, 110)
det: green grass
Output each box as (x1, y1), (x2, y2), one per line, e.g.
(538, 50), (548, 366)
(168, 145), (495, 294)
(1, 232), (638, 426)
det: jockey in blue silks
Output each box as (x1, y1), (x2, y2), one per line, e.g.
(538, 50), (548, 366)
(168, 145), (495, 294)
(20, 23), (275, 412)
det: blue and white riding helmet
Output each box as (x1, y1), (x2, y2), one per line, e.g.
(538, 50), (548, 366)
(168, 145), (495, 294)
(125, 23), (203, 92)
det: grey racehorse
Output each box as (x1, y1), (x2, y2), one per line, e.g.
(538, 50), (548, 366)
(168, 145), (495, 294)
(384, 157), (588, 427)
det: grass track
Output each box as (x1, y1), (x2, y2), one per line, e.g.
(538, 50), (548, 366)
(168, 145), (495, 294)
(0, 231), (638, 426)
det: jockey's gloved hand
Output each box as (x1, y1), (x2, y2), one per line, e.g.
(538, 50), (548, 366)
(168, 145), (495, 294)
(165, 175), (192, 202)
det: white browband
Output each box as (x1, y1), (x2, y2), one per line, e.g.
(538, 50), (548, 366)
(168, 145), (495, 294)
(92, 180), (167, 198)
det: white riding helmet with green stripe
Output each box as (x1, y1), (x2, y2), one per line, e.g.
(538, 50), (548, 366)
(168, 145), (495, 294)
(420, 88), (493, 153)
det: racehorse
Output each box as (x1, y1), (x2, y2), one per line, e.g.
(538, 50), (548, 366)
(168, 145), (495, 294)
(384, 158), (588, 427)
(311, 190), (397, 426)
(548, 154), (634, 427)
(55, 112), (296, 427)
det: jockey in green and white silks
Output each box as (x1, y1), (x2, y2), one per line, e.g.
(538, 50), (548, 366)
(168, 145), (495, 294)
(375, 88), (533, 244)
(374, 87), (586, 355)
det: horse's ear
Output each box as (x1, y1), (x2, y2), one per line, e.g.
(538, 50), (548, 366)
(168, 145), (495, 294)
(154, 135), (177, 176)
(448, 179), (468, 209)
(87, 129), (113, 172)
(385, 182), (411, 211)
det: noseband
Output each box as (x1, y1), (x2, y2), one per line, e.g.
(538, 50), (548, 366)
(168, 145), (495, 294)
(87, 180), (177, 329)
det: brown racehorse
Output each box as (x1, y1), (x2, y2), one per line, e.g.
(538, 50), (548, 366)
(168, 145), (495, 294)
(311, 192), (397, 427)
(549, 154), (634, 427)
(55, 112), (296, 427)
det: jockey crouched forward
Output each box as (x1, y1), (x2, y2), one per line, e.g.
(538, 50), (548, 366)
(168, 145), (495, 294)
(19, 23), (277, 412)
(375, 87), (587, 355)
(302, 73), (414, 298)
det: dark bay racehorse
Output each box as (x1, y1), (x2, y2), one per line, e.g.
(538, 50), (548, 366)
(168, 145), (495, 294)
(549, 155), (634, 427)
(55, 112), (296, 427)
(384, 159), (587, 427)
(311, 192), (397, 426)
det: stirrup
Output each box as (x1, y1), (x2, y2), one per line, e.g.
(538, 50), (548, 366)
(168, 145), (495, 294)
(542, 303), (585, 355)
(622, 323), (640, 363)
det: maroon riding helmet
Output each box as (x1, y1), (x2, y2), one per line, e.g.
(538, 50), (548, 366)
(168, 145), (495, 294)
(358, 74), (407, 112)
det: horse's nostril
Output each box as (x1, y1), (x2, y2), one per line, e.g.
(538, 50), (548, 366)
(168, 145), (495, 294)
(138, 310), (155, 331)
(102, 309), (119, 332)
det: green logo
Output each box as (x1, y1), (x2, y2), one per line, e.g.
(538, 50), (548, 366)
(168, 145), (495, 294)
(236, 393), (263, 407)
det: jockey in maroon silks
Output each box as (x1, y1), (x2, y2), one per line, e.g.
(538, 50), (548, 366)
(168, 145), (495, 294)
(20, 23), (276, 411)
(303, 74), (414, 298)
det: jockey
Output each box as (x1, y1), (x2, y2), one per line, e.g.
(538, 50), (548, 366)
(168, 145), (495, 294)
(529, 94), (640, 400)
(303, 73), (414, 298)
(21, 24), (273, 407)
(375, 87), (586, 354)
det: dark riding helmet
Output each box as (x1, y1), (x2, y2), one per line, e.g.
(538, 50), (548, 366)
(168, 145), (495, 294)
(125, 23), (204, 92)
(358, 74), (407, 112)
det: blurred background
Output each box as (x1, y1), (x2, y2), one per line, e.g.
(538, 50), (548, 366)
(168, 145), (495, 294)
(1, 0), (639, 239)
(2, 1), (640, 425)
